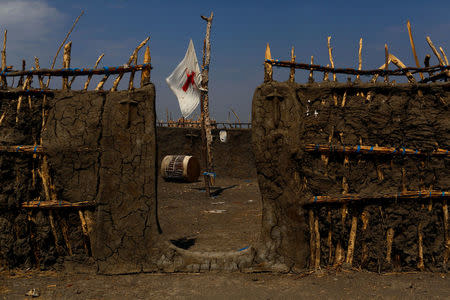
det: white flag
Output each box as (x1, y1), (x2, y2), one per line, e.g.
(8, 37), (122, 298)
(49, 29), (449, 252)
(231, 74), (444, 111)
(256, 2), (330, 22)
(166, 39), (202, 118)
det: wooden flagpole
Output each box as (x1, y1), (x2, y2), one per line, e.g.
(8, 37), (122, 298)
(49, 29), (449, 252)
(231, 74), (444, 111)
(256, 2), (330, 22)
(200, 12), (214, 197)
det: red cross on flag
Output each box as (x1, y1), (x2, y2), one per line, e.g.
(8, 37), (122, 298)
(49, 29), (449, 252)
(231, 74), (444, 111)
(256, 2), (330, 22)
(166, 39), (202, 118)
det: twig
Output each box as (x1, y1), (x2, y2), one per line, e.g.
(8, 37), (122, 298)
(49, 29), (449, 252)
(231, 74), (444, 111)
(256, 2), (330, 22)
(46, 10), (84, 88)
(439, 47), (449, 65)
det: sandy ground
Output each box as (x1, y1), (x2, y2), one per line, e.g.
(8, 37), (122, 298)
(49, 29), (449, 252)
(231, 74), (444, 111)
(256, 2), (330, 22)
(1, 269), (449, 299)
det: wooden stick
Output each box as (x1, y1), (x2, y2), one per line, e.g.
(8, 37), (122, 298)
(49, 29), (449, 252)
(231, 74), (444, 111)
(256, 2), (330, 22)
(17, 60), (25, 87)
(200, 12), (215, 196)
(314, 212), (321, 268)
(83, 53), (104, 90)
(128, 55), (138, 90)
(327, 210), (333, 264)
(289, 46), (295, 83)
(62, 42), (72, 90)
(426, 36), (445, 66)
(34, 57), (44, 89)
(46, 10), (84, 88)
(389, 53), (416, 83)
(309, 209), (315, 267)
(21, 200), (95, 209)
(230, 108), (241, 123)
(386, 227), (394, 263)
(443, 199), (449, 267)
(384, 44), (389, 83)
(307, 190), (449, 205)
(78, 210), (91, 255)
(361, 210), (369, 265)
(305, 143), (450, 157)
(407, 21), (424, 80)
(327, 36), (336, 81)
(15, 75), (32, 123)
(1, 29), (7, 88)
(323, 64), (330, 81)
(341, 90), (347, 107)
(111, 36), (150, 91)
(264, 43), (273, 82)
(439, 47), (449, 66)
(417, 222), (424, 270)
(140, 46), (151, 87)
(356, 38), (362, 82)
(59, 216), (73, 256)
(346, 213), (358, 265)
(309, 56), (314, 83)
(48, 211), (64, 255)
(370, 60), (392, 83)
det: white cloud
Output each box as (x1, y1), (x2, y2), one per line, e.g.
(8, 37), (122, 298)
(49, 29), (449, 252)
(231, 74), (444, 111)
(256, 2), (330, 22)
(0, 1), (65, 67)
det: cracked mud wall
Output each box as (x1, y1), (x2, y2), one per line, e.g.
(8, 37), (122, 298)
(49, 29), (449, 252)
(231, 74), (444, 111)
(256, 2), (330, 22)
(41, 85), (159, 274)
(1, 85), (160, 274)
(252, 81), (449, 271)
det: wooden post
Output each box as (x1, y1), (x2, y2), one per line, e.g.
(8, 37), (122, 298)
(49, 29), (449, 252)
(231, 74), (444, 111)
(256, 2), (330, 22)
(289, 46), (295, 83)
(384, 44), (389, 83)
(314, 212), (321, 269)
(128, 55), (138, 90)
(309, 210), (315, 267)
(323, 64), (330, 82)
(17, 60), (25, 87)
(417, 222), (425, 270)
(440, 47), (449, 65)
(84, 53), (104, 90)
(386, 227), (394, 264)
(346, 212), (358, 266)
(34, 57), (44, 89)
(443, 199), (449, 267)
(140, 46), (151, 87)
(1, 29), (7, 88)
(356, 38), (362, 82)
(264, 43), (272, 82)
(309, 56), (314, 83)
(200, 12), (214, 197)
(62, 41), (72, 90)
(407, 21), (424, 80)
(426, 36), (445, 66)
(327, 36), (336, 81)
(361, 210), (369, 265)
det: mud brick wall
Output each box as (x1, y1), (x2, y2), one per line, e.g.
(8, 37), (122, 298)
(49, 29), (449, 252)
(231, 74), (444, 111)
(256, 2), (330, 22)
(0, 85), (160, 273)
(252, 81), (450, 272)
(157, 127), (255, 179)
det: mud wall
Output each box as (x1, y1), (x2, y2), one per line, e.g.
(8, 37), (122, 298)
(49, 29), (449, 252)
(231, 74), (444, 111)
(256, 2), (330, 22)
(252, 81), (450, 272)
(0, 85), (161, 273)
(157, 127), (255, 179)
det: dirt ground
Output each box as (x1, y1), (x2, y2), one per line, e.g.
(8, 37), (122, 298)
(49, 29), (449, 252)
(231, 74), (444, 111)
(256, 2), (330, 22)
(2, 175), (450, 299)
(1, 269), (449, 299)
(157, 176), (262, 252)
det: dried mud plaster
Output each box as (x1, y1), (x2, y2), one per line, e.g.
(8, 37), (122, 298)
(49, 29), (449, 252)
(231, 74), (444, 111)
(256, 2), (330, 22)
(252, 81), (450, 272)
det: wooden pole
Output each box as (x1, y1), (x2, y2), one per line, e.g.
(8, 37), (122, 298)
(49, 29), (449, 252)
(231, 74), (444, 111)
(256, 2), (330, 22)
(17, 60), (25, 87)
(84, 53), (104, 90)
(426, 36), (445, 66)
(128, 55), (138, 90)
(111, 37), (150, 91)
(443, 199), (449, 267)
(1, 29), (7, 88)
(309, 56), (314, 83)
(140, 46), (151, 87)
(62, 42), (72, 90)
(386, 227), (394, 264)
(34, 57), (44, 89)
(327, 36), (336, 81)
(200, 12), (214, 196)
(439, 47), (449, 65)
(384, 44), (389, 83)
(407, 21), (424, 80)
(289, 46), (295, 83)
(264, 43), (272, 82)
(356, 38), (362, 82)
(309, 210), (316, 267)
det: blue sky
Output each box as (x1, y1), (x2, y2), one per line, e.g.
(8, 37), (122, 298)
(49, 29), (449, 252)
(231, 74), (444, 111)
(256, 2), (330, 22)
(1, 0), (449, 121)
